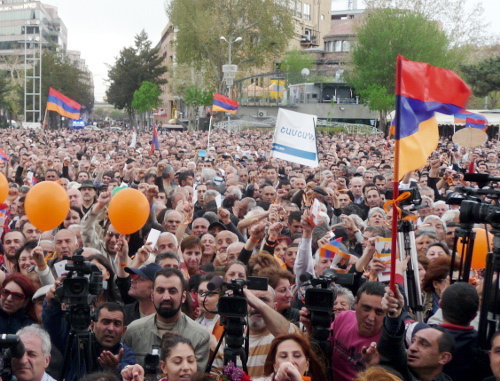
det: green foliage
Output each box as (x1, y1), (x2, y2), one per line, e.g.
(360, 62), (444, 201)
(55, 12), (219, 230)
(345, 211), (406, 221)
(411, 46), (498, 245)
(358, 84), (394, 113)
(107, 30), (167, 115)
(281, 49), (316, 85)
(167, 0), (294, 87)
(132, 81), (162, 113)
(40, 49), (94, 114)
(460, 56), (500, 98)
(183, 86), (213, 108)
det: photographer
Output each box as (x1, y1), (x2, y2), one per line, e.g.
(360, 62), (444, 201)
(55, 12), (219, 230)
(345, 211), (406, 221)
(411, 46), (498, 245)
(42, 291), (135, 381)
(211, 284), (301, 378)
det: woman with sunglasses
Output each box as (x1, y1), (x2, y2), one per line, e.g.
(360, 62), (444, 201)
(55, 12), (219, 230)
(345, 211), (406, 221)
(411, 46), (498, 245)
(0, 273), (36, 334)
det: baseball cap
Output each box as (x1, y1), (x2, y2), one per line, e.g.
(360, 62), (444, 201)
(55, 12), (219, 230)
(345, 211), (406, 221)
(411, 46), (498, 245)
(125, 263), (162, 281)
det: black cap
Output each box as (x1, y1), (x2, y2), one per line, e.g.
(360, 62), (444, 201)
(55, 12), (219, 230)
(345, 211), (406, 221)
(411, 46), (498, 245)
(125, 263), (163, 281)
(313, 186), (328, 196)
(79, 180), (96, 189)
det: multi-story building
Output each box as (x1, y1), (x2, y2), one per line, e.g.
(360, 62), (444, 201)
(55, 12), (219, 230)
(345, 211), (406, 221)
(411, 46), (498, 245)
(288, 0), (332, 51)
(0, 0), (67, 59)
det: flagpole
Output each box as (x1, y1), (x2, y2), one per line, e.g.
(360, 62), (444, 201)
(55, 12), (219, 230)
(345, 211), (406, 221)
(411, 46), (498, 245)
(42, 109), (48, 130)
(207, 115), (213, 150)
(390, 56), (403, 294)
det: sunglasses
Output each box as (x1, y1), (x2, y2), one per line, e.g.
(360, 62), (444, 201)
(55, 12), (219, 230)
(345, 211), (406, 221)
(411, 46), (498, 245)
(1, 288), (25, 301)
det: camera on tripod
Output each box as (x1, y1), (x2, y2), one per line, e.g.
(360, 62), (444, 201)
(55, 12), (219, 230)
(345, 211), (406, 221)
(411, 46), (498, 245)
(301, 269), (354, 341)
(55, 254), (103, 331)
(208, 276), (268, 319)
(55, 254), (103, 305)
(0, 334), (25, 381)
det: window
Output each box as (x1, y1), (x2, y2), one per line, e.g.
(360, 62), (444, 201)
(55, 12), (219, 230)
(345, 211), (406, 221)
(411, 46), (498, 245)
(296, 1), (302, 17)
(343, 41), (350, 52)
(303, 3), (311, 20)
(334, 40), (342, 52)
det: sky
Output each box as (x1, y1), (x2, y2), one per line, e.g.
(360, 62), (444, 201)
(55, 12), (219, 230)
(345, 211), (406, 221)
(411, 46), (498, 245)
(46, 0), (500, 103)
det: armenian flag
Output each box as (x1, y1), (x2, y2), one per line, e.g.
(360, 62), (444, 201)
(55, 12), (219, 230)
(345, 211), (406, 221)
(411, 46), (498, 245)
(212, 93), (239, 114)
(0, 148), (8, 162)
(319, 239), (345, 259)
(394, 55), (471, 181)
(454, 109), (488, 130)
(150, 125), (160, 154)
(46, 87), (81, 119)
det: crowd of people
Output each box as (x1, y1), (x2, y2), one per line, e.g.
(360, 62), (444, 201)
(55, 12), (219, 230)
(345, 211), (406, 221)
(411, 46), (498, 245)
(0, 125), (499, 381)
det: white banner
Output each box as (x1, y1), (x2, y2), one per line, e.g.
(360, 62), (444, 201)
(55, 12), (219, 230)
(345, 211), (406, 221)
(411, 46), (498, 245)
(270, 108), (318, 167)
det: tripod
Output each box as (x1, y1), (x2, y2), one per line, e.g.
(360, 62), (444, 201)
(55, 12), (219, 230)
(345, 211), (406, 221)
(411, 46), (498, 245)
(397, 220), (424, 322)
(59, 305), (97, 381)
(477, 223), (500, 350)
(450, 222), (476, 283)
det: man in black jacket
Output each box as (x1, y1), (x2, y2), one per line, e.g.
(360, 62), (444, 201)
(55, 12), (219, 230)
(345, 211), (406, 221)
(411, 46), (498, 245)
(377, 286), (455, 381)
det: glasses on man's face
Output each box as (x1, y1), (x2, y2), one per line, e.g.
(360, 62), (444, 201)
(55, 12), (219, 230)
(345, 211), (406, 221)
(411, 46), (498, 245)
(106, 231), (121, 239)
(197, 291), (212, 298)
(1, 288), (25, 301)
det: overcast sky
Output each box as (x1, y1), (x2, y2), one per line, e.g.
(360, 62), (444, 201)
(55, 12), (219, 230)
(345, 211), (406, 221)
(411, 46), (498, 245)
(46, 0), (500, 102)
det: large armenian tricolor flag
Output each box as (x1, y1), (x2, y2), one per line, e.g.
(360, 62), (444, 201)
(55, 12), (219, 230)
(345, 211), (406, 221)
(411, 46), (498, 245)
(394, 55), (471, 181)
(46, 87), (81, 119)
(212, 93), (239, 114)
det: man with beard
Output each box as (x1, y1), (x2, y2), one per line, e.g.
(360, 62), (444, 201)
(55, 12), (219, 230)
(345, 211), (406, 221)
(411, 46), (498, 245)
(1, 230), (25, 274)
(212, 285), (300, 378)
(123, 268), (209, 370)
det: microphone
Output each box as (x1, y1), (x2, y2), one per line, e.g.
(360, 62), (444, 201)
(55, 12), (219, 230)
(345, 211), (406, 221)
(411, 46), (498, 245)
(207, 275), (224, 291)
(0, 334), (25, 358)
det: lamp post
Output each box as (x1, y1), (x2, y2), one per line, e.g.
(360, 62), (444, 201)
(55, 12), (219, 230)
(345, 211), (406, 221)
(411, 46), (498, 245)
(220, 36), (242, 130)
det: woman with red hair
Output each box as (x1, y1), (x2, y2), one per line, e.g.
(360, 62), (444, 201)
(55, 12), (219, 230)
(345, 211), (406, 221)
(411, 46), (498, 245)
(0, 273), (36, 333)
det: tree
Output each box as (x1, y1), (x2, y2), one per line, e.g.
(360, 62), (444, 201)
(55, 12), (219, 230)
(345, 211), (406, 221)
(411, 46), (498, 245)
(364, 0), (488, 48)
(167, 0), (294, 88)
(349, 8), (456, 131)
(41, 49), (94, 114)
(132, 81), (162, 128)
(183, 85), (213, 126)
(106, 31), (167, 118)
(461, 56), (500, 108)
(280, 49), (316, 85)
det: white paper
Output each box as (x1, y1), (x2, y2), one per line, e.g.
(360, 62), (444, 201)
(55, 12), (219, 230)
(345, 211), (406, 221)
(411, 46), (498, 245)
(54, 260), (68, 278)
(146, 228), (161, 249)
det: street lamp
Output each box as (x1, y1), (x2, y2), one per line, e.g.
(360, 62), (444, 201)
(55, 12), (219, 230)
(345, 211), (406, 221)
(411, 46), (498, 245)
(220, 36), (242, 130)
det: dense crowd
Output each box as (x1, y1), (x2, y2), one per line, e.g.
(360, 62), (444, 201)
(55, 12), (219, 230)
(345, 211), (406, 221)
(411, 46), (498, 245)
(0, 126), (499, 381)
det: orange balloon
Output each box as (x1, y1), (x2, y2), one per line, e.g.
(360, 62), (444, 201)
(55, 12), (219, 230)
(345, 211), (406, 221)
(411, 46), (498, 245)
(25, 181), (70, 231)
(0, 172), (8, 203)
(455, 227), (493, 269)
(108, 188), (149, 235)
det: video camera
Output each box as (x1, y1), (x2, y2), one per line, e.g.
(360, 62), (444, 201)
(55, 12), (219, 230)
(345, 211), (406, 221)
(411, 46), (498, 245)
(55, 253), (103, 331)
(0, 334), (25, 381)
(207, 276), (268, 319)
(143, 345), (161, 381)
(300, 269), (354, 342)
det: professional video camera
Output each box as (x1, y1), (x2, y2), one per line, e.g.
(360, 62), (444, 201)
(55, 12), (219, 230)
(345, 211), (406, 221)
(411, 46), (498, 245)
(0, 334), (25, 381)
(143, 345), (161, 381)
(55, 254), (103, 331)
(300, 269), (354, 342)
(443, 181), (500, 351)
(205, 275), (268, 372)
(398, 187), (422, 208)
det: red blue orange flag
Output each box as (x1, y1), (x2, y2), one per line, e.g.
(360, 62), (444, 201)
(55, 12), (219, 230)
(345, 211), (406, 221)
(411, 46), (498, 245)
(0, 148), (8, 162)
(394, 55), (471, 181)
(150, 125), (160, 154)
(453, 109), (488, 130)
(319, 239), (345, 259)
(46, 87), (81, 119)
(212, 93), (239, 114)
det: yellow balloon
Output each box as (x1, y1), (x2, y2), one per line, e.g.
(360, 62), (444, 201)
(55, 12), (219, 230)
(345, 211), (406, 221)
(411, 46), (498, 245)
(108, 188), (150, 235)
(0, 172), (8, 204)
(25, 181), (70, 231)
